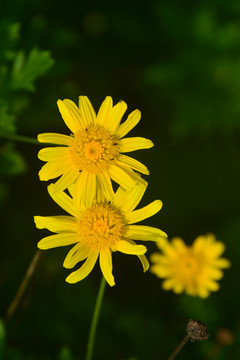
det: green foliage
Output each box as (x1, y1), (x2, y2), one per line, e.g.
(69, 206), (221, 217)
(0, 20), (53, 135)
(10, 48), (53, 92)
(0, 144), (27, 176)
(0, 101), (15, 133)
(0, 319), (5, 359)
(0, 19), (53, 177)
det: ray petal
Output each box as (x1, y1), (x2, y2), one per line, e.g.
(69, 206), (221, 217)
(38, 133), (73, 146)
(79, 96), (96, 127)
(125, 225), (167, 241)
(57, 100), (82, 133)
(118, 137), (154, 152)
(63, 243), (90, 269)
(116, 109), (141, 138)
(48, 184), (79, 217)
(51, 169), (79, 193)
(63, 99), (87, 129)
(112, 181), (147, 213)
(127, 239), (149, 272)
(99, 248), (115, 286)
(34, 215), (78, 233)
(38, 147), (71, 161)
(106, 100), (127, 133)
(65, 251), (99, 283)
(108, 165), (135, 190)
(114, 239), (146, 255)
(97, 171), (114, 201)
(38, 233), (79, 249)
(127, 200), (163, 224)
(96, 96), (113, 126)
(117, 154), (149, 175)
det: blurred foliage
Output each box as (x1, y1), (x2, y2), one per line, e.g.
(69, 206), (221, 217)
(0, 0), (240, 359)
(0, 18), (53, 180)
(0, 319), (5, 359)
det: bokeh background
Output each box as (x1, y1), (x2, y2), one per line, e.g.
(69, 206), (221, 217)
(0, 0), (240, 359)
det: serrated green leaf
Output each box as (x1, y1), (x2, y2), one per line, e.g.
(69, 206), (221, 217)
(0, 146), (27, 176)
(10, 48), (54, 91)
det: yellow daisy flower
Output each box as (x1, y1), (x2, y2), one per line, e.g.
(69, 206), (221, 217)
(150, 234), (231, 298)
(34, 182), (167, 286)
(38, 96), (153, 205)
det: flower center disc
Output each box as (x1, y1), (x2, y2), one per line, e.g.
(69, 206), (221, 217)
(77, 203), (125, 251)
(175, 251), (203, 286)
(69, 125), (119, 173)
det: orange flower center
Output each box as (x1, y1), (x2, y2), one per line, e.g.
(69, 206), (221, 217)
(77, 203), (126, 251)
(69, 125), (119, 173)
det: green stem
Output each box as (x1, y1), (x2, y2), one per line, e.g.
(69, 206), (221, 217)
(5, 250), (42, 324)
(85, 276), (107, 360)
(0, 132), (39, 145)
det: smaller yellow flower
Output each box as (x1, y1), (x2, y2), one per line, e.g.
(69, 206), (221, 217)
(34, 182), (167, 286)
(150, 234), (231, 298)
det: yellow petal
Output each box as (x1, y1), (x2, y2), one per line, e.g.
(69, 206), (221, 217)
(197, 287), (210, 298)
(126, 200), (163, 224)
(106, 100), (127, 133)
(127, 239), (149, 272)
(112, 181), (147, 213)
(114, 239), (146, 255)
(34, 215), (78, 233)
(78, 96), (96, 127)
(38, 233), (78, 249)
(96, 96), (113, 126)
(118, 137), (154, 152)
(51, 169), (79, 193)
(57, 100), (82, 133)
(125, 225), (167, 241)
(63, 99), (88, 129)
(108, 164), (135, 190)
(38, 133), (73, 145)
(74, 172), (97, 209)
(73, 171), (87, 209)
(99, 248), (115, 286)
(97, 171), (114, 201)
(138, 254), (149, 272)
(214, 258), (231, 268)
(63, 243), (90, 269)
(38, 147), (70, 161)
(65, 251), (99, 283)
(48, 184), (79, 217)
(206, 280), (220, 292)
(116, 109), (141, 138)
(117, 155), (149, 175)
(38, 161), (65, 181)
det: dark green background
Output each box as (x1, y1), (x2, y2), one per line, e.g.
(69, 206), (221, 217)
(0, 0), (240, 359)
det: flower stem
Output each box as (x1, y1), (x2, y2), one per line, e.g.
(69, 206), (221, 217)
(85, 276), (107, 360)
(168, 335), (190, 360)
(5, 250), (42, 324)
(0, 132), (39, 145)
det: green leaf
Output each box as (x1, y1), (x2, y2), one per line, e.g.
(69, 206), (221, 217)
(0, 21), (20, 62)
(0, 146), (27, 176)
(0, 102), (16, 133)
(10, 48), (54, 91)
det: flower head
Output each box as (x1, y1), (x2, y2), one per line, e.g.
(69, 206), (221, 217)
(34, 182), (167, 286)
(38, 96), (153, 205)
(150, 234), (230, 298)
